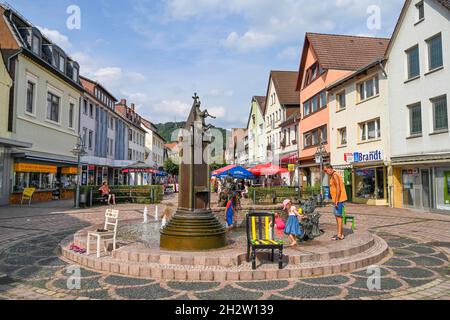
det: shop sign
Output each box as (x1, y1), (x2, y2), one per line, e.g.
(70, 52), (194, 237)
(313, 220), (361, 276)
(14, 163), (57, 173)
(61, 167), (78, 175)
(345, 151), (382, 164)
(288, 164), (296, 172)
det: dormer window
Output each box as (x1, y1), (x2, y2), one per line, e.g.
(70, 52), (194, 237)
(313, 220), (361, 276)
(32, 34), (40, 55)
(72, 66), (78, 82)
(416, 1), (424, 21)
(59, 55), (65, 73)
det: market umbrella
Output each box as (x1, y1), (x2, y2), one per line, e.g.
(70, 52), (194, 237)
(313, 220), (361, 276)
(217, 166), (255, 179)
(249, 163), (289, 176)
(212, 164), (237, 176)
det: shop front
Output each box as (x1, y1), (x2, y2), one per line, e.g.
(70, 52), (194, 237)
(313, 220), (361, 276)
(393, 161), (450, 213)
(280, 153), (299, 187)
(10, 162), (78, 204)
(339, 150), (389, 206)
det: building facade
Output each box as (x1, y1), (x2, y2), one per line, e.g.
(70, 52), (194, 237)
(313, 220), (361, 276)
(246, 96), (266, 166)
(328, 62), (391, 206)
(0, 5), (83, 203)
(79, 76), (135, 186)
(115, 99), (148, 185)
(226, 128), (248, 165)
(280, 112), (300, 186)
(296, 33), (390, 189)
(386, 0), (450, 213)
(141, 119), (166, 170)
(263, 71), (299, 166)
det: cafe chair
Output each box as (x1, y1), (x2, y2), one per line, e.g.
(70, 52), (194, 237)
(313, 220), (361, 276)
(342, 206), (356, 231)
(87, 209), (119, 258)
(21, 188), (36, 206)
(246, 212), (284, 270)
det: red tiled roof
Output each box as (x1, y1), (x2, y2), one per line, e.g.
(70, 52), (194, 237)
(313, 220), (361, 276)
(263, 71), (299, 114)
(254, 96), (266, 114)
(306, 33), (390, 71)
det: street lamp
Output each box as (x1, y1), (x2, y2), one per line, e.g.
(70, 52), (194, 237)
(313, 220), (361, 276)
(71, 135), (87, 209)
(315, 141), (327, 205)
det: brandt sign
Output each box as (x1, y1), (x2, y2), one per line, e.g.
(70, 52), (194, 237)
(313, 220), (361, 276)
(345, 151), (382, 164)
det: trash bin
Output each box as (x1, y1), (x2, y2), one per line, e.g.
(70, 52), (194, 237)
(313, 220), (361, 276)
(80, 194), (87, 206)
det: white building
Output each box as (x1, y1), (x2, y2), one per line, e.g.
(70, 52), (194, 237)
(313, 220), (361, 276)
(0, 4), (83, 203)
(263, 71), (300, 165)
(246, 96), (266, 166)
(386, 0), (450, 213)
(328, 60), (390, 206)
(142, 119), (166, 170)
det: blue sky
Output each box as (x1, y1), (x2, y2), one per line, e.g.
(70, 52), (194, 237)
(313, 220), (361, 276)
(7, 0), (404, 128)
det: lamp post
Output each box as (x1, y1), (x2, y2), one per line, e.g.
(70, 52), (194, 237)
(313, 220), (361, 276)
(71, 135), (87, 209)
(315, 141), (327, 205)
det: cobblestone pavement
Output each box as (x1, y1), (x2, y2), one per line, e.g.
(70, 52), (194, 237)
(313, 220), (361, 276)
(0, 198), (449, 300)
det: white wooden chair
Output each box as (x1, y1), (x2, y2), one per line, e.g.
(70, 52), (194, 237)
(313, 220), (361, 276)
(87, 209), (119, 258)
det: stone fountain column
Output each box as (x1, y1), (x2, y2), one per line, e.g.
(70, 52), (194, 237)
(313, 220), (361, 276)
(160, 94), (227, 251)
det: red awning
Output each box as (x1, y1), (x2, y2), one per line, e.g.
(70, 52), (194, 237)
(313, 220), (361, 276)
(122, 168), (158, 173)
(281, 154), (298, 164)
(212, 164), (237, 176)
(249, 163), (289, 176)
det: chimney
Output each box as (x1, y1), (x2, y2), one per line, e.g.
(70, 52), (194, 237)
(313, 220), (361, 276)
(120, 99), (127, 105)
(131, 103), (135, 112)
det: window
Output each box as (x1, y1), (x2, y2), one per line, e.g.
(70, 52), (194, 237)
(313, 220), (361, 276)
(304, 62), (323, 87)
(303, 125), (327, 148)
(337, 91), (346, 110)
(106, 138), (110, 155)
(360, 118), (381, 142)
(408, 103), (422, 135)
(128, 149), (132, 160)
(69, 103), (74, 129)
(303, 101), (311, 117)
(320, 91), (327, 108)
(432, 95), (448, 131)
(358, 76), (379, 101)
(59, 55), (65, 73)
(73, 67), (78, 82)
(427, 34), (443, 71)
(338, 127), (347, 146)
(26, 81), (35, 114)
(89, 104), (94, 118)
(129, 129), (133, 141)
(32, 35), (40, 55)
(82, 128), (87, 146)
(110, 117), (114, 130)
(416, 1), (424, 21)
(88, 130), (93, 149)
(406, 46), (420, 79)
(46, 92), (60, 123)
(83, 100), (88, 115)
(311, 95), (319, 113)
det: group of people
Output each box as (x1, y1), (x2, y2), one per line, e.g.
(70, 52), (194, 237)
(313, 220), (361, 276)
(225, 164), (349, 245)
(281, 164), (348, 245)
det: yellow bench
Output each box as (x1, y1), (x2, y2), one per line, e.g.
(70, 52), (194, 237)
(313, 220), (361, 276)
(21, 188), (36, 205)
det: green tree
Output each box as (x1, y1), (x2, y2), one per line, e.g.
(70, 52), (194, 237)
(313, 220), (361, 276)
(164, 158), (179, 176)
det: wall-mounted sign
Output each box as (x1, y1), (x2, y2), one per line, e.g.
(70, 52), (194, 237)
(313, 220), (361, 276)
(288, 164), (296, 172)
(345, 151), (382, 164)
(14, 163), (57, 173)
(61, 167), (78, 175)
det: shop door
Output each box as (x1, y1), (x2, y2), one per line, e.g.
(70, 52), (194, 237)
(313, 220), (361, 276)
(421, 169), (431, 209)
(402, 170), (415, 208)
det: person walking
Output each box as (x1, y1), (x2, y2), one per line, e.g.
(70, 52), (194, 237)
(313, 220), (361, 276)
(323, 164), (348, 241)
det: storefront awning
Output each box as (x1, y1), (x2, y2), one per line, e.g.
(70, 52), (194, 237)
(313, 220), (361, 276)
(0, 137), (32, 148)
(12, 150), (79, 166)
(391, 153), (450, 166)
(280, 153), (298, 164)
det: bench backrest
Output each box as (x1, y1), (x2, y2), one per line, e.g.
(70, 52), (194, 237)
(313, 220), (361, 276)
(23, 188), (36, 198)
(104, 209), (119, 233)
(246, 212), (275, 242)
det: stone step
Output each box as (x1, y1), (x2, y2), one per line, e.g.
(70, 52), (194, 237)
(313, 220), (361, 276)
(60, 234), (389, 281)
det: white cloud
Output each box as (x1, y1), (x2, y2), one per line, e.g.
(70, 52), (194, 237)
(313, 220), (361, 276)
(277, 46), (300, 61)
(37, 27), (72, 50)
(164, 0), (402, 52)
(208, 106), (226, 118)
(223, 31), (275, 52)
